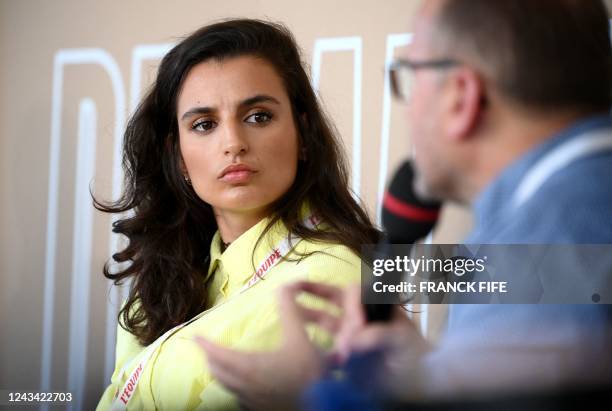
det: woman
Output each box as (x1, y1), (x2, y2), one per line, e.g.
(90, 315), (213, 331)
(95, 18), (379, 410)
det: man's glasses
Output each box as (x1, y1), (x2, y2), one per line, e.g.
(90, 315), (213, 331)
(389, 58), (459, 102)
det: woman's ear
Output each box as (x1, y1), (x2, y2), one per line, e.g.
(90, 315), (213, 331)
(178, 154), (191, 182)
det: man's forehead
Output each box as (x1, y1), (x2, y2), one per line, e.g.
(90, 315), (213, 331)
(409, 0), (444, 56)
(417, 0), (445, 21)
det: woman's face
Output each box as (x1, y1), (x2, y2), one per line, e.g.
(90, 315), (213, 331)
(177, 55), (300, 218)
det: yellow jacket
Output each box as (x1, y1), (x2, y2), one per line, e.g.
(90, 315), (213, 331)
(97, 214), (361, 410)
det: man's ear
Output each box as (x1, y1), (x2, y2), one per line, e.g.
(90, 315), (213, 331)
(443, 67), (485, 141)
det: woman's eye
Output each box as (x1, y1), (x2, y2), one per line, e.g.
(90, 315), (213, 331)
(192, 119), (216, 132)
(245, 111), (273, 124)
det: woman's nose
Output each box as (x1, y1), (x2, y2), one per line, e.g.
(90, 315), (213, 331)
(222, 123), (249, 156)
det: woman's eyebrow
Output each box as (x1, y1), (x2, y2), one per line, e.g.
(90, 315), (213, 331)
(181, 94), (281, 121)
(181, 106), (214, 121)
(238, 94), (281, 109)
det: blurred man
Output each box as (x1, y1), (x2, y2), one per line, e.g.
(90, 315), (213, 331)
(198, 0), (612, 408)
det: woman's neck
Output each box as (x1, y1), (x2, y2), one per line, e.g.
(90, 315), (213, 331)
(214, 208), (269, 245)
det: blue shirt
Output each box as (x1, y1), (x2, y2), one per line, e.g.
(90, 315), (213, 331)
(467, 114), (612, 244)
(450, 115), (612, 331)
(440, 115), (612, 394)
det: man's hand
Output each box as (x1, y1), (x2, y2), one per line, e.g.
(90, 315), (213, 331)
(195, 282), (337, 411)
(195, 281), (432, 409)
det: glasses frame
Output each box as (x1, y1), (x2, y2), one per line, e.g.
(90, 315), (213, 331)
(389, 58), (460, 102)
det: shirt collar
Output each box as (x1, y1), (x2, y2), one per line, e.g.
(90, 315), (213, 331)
(470, 114), (612, 237)
(205, 214), (290, 295)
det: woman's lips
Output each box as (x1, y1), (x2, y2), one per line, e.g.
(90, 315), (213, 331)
(220, 169), (256, 183)
(219, 164), (257, 183)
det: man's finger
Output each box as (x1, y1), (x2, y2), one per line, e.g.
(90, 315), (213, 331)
(279, 288), (343, 333)
(282, 281), (344, 308)
(208, 360), (246, 393)
(195, 336), (252, 379)
(332, 285), (367, 361)
(277, 281), (348, 343)
(343, 284), (366, 327)
(277, 284), (318, 344)
(195, 338), (275, 408)
(277, 286), (341, 332)
(297, 305), (341, 334)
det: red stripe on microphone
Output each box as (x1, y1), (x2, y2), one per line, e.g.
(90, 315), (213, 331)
(383, 192), (440, 222)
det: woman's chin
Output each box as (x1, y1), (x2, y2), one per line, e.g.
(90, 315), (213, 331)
(211, 197), (274, 217)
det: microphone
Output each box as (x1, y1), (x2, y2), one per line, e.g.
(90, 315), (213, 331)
(365, 160), (442, 322)
(382, 160), (442, 244)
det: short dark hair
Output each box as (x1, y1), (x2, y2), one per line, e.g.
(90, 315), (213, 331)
(434, 0), (612, 112)
(94, 19), (380, 345)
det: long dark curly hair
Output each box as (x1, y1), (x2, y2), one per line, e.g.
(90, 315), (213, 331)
(95, 18), (380, 346)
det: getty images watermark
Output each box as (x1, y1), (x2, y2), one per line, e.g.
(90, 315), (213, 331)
(361, 244), (612, 304)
